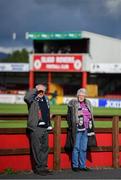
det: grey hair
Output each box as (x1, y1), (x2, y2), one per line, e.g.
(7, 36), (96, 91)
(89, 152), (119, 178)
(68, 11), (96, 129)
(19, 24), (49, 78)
(77, 88), (87, 96)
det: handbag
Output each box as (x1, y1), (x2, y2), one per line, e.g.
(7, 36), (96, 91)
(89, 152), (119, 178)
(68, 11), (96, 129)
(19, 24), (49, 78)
(87, 135), (97, 147)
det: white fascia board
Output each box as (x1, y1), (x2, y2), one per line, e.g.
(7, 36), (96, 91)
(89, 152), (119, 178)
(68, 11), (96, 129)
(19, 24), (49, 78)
(90, 63), (121, 73)
(81, 31), (121, 64)
(29, 54), (34, 71)
(82, 53), (92, 72)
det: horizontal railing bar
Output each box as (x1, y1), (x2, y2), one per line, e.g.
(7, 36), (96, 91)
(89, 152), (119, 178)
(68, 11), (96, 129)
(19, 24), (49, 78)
(0, 148), (54, 156)
(0, 128), (27, 134)
(0, 146), (115, 156)
(1, 127), (120, 134)
(0, 114), (121, 121)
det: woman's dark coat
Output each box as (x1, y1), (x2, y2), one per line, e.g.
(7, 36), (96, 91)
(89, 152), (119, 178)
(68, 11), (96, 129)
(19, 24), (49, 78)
(65, 98), (97, 153)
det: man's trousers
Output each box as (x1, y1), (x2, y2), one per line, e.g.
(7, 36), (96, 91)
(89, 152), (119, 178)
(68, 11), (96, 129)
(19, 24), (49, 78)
(30, 127), (49, 172)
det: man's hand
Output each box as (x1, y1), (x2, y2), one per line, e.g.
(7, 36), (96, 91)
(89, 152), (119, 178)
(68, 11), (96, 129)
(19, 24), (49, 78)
(47, 126), (53, 131)
(36, 84), (46, 92)
(50, 113), (53, 119)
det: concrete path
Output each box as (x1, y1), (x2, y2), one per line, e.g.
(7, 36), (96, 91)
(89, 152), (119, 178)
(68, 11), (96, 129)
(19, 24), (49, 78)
(0, 168), (121, 179)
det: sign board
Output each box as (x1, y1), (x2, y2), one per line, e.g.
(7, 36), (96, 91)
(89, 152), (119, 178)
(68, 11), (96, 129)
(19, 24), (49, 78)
(99, 98), (121, 108)
(0, 94), (25, 104)
(28, 32), (82, 40)
(0, 94), (121, 108)
(90, 63), (121, 73)
(31, 54), (83, 72)
(0, 63), (29, 72)
(63, 96), (121, 108)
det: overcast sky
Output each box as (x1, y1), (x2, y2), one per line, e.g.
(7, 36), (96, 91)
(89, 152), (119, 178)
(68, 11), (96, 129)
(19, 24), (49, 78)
(0, 0), (121, 52)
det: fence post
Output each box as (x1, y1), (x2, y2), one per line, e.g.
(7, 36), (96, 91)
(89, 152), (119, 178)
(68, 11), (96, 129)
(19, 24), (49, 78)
(53, 115), (61, 170)
(112, 116), (119, 168)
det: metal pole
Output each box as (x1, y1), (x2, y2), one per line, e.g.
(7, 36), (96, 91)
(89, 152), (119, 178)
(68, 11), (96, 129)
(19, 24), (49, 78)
(82, 71), (87, 88)
(48, 72), (51, 94)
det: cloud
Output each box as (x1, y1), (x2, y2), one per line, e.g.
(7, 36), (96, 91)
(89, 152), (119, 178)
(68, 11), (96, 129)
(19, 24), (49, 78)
(34, 0), (81, 8)
(0, 0), (82, 45)
(0, 0), (121, 49)
(105, 0), (121, 16)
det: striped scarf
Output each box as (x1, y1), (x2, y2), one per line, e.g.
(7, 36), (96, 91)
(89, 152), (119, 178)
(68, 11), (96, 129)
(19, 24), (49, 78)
(77, 101), (91, 130)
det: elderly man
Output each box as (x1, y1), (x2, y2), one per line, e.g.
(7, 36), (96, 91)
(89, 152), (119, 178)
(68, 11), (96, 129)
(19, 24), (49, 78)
(24, 84), (52, 175)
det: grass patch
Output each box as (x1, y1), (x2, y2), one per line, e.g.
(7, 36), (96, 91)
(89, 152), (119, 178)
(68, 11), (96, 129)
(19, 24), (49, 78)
(0, 120), (27, 128)
(1, 119), (121, 128)
(0, 103), (121, 128)
(3, 168), (16, 175)
(0, 104), (28, 114)
(0, 103), (121, 116)
(94, 107), (121, 116)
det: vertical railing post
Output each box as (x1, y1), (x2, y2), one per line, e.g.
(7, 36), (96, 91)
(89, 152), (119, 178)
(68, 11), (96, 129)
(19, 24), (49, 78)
(53, 115), (61, 170)
(112, 116), (119, 168)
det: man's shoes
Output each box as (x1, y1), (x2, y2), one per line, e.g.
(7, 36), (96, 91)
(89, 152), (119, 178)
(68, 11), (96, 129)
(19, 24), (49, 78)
(35, 169), (53, 176)
(72, 167), (80, 172)
(44, 169), (53, 174)
(79, 167), (90, 171)
(35, 171), (47, 176)
(47, 126), (53, 130)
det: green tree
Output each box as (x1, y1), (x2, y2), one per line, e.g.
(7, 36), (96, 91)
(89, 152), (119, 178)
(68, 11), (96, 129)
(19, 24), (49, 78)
(0, 48), (29, 63)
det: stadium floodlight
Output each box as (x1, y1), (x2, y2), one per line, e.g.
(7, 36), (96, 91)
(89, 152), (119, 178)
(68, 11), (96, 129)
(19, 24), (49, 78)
(25, 32), (29, 40)
(12, 32), (16, 40)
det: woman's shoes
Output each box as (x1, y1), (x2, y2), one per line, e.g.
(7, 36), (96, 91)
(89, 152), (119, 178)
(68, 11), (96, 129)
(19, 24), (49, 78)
(79, 167), (90, 171)
(72, 167), (90, 172)
(72, 167), (80, 172)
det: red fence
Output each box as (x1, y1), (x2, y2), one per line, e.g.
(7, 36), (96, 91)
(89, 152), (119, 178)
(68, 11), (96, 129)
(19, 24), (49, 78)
(0, 114), (121, 172)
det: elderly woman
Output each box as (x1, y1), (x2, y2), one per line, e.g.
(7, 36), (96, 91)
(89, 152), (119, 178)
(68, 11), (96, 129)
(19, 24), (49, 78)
(66, 88), (96, 172)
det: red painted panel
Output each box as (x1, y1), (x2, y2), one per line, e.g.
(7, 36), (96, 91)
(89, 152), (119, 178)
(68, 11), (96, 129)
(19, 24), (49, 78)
(60, 152), (112, 169)
(0, 134), (54, 149)
(0, 154), (53, 172)
(48, 154), (54, 169)
(119, 134), (121, 146)
(61, 134), (66, 147)
(0, 132), (117, 172)
(0, 155), (32, 171)
(61, 154), (71, 169)
(0, 135), (30, 149)
(0, 152), (113, 172)
(119, 152), (121, 165)
(60, 133), (112, 147)
(87, 152), (112, 167)
(0, 133), (112, 149)
(48, 134), (53, 148)
(96, 133), (112, 146)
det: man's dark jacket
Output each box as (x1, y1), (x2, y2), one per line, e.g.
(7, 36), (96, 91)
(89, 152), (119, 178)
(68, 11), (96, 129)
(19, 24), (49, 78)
(24, 88), (50, 131)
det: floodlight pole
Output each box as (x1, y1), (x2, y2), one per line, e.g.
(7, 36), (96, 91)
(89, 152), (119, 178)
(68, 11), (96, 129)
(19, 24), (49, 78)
(48, 72), (51, 94)
(29, 54), (34, 90)
(12, 32), (16, 40)
(82, 71), (87, 88)
(29, 70), (34, 90)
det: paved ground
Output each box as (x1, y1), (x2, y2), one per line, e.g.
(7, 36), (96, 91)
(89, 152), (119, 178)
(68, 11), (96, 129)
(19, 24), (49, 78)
(0, 168), (121, 179)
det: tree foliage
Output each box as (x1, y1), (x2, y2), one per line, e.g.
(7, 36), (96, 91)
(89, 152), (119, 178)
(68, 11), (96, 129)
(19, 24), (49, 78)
(0, 49), (29, 63)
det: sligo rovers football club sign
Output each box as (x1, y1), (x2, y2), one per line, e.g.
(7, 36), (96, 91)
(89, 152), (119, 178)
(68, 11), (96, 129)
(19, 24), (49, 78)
(32, 54), (83, 72)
